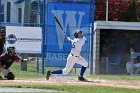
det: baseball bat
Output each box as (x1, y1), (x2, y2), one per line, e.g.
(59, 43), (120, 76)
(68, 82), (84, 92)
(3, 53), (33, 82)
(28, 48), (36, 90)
(54, 16), (65, 34)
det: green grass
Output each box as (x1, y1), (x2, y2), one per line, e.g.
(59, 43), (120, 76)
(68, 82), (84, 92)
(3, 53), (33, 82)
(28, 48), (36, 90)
(1, 84), (140, 93)
(88, 74), (140, 80)
(0, 62), (44, 79)
(1, 61), (140, 80)
(0, 61), (140, 93)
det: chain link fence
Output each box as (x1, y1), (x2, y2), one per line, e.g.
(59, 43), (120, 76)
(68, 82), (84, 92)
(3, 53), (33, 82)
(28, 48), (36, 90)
(0, 0), (94, 79)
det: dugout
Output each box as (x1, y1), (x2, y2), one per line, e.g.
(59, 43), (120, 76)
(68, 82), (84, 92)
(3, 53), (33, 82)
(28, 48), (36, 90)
(94, 21), (140, 74)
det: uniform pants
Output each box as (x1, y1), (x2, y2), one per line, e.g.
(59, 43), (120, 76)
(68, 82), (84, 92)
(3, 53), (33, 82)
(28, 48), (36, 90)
(0, 67), (11, 76)
(126, 62), (140, 74)
(62, 54), (88, 75)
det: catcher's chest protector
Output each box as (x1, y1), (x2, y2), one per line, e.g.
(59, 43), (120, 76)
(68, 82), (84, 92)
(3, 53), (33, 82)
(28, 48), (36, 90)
(1, 54), (16, 69)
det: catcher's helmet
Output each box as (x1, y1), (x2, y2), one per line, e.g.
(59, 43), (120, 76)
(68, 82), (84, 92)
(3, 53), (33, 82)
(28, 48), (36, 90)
(7, 46), (15, 56)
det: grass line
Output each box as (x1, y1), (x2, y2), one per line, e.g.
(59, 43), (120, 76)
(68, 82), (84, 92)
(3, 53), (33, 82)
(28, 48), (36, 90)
(0, 84), (140, 93)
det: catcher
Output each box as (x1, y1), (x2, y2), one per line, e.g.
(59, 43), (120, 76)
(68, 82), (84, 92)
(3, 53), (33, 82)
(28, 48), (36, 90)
(0, 46), (33, 80)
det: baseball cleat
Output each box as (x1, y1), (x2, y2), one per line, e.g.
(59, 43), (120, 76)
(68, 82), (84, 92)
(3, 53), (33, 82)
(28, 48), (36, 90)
(46, 70), (51, 80)
(78, 76), (88, 82)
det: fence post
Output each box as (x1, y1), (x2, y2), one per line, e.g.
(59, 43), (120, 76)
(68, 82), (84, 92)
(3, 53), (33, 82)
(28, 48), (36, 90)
(41, 0), (46, 75)
(21, 53), (28, 71)
(36, 54), (39, 73)
(130, 52), (134, 75)
(90, 0), (95, 75)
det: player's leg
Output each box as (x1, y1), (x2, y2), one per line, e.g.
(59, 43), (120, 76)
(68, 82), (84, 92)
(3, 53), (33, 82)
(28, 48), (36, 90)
(46, 55), (76, 80)
(76, 56), (88, 77)
(126, 62), (131, 75)
(135, 67), (140, 74)
(46, 69), (63, 80)
(5, 72), (15, 80)
(62, 56), (76, 75)
(1, 68), (15, 80)
(76, 56), (88, 81)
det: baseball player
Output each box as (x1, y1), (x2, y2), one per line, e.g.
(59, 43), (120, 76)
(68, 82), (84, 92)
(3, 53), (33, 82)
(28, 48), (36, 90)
(126, 61), (140, 74)
(46, 30), (88, 81)
(0, 46), (33, 80)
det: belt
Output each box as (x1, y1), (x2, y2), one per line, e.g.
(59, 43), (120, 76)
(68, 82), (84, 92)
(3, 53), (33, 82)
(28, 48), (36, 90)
(71, 54), (78, 57)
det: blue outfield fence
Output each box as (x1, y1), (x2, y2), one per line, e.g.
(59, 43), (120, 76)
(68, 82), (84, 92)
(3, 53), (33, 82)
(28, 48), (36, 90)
(42, 0), (95, 75)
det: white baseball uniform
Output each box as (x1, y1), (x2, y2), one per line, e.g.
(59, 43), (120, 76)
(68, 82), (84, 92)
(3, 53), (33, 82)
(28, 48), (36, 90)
(62, 37), (88, 74)
(126, 62), (140, 74)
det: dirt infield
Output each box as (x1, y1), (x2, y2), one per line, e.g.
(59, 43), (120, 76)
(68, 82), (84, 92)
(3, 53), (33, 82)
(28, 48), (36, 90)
(0, 76), (140, 89)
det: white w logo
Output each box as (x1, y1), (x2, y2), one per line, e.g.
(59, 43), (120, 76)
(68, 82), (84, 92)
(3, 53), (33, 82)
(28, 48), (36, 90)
(52, 10), (85, 49)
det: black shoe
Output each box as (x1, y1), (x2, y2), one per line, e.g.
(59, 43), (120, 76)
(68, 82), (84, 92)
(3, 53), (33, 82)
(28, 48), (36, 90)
(46, 70), (51, 80)
(78, 76), (88, 82)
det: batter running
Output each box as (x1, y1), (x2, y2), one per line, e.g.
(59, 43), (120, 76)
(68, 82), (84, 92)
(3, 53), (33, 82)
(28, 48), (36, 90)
(46, 30), (88, 81)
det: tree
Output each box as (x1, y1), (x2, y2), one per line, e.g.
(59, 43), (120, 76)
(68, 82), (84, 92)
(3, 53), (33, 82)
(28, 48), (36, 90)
(123, 0), (140, 22)
(95, 0), (140, 21)
(94, 0), (106, 20)
(108, 0), (129, 21)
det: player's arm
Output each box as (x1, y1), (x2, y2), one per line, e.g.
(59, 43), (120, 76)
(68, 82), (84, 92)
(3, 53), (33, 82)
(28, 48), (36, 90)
(66, 36), (72, 41)
(15, 55), (35, 62)
(80, 32), (87, 43)
(83, 37), (88, 43)
(80, 33), (84, 38)
(15, 55), (24, 62)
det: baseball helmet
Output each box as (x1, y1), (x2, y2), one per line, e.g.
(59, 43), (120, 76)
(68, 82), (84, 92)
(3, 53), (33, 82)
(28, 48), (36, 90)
(74, 30), (82, 38)
(74, 32), (78, 38)
(7, 46), (15, 56)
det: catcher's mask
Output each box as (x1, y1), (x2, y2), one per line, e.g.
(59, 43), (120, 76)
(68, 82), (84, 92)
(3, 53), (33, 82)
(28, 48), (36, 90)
(7, 46), (15, 56)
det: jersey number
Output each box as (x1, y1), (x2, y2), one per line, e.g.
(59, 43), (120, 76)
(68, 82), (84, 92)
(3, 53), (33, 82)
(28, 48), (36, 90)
(72, 42), (76, 48)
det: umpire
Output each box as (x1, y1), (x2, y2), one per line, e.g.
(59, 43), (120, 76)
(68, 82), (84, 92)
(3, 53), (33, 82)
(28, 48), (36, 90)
(0, 46), (29, 80)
